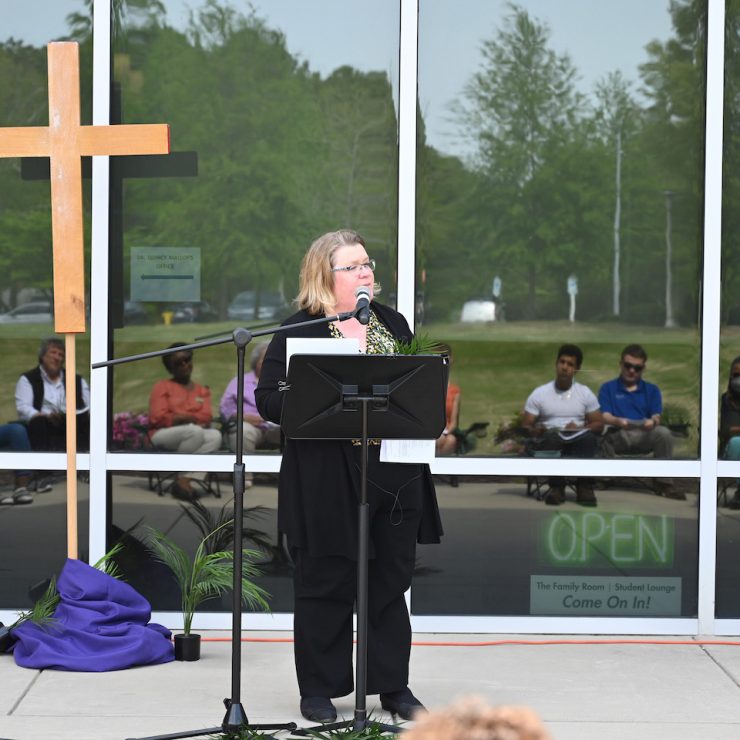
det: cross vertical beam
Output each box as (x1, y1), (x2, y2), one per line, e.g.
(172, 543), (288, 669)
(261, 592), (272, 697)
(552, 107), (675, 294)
(0, 41), (170, 559)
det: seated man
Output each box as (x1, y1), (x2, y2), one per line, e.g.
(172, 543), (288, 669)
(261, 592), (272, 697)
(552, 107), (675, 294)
(521, 344), (603, 506)
(148, 343), (222, 500)
(598, 344), (683, 500)
(219, 342), (281, 488)
(598, 344), (673, 459)
(15, 337), (90, 451)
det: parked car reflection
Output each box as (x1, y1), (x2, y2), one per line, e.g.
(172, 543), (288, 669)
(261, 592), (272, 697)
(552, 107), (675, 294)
(171, 300), (218, 323)
(461, 299), (496, 322)
(0, 301), (53, 323)
(227, 290), (287, 322)
(123, 300), (149, 325)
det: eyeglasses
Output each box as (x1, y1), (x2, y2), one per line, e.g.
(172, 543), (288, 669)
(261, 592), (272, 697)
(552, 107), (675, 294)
(622, 361), (644, 372)
(173, 355), (193, 367)
(331, 259), (376, 274)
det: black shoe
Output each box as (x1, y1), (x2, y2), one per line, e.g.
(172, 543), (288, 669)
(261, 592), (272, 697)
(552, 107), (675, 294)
(575, 482), (597, 507)
(380, 687), (426, 721)
(300, 696), (337, 723)
(654, 482), (686, 501)
(545, 485), (564, 506)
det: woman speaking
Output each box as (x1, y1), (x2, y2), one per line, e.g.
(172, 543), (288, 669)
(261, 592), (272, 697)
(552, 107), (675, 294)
(255, 229), (443, 724)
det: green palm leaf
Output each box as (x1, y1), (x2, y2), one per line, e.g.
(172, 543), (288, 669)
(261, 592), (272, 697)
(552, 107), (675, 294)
(145, 523), (271, 634)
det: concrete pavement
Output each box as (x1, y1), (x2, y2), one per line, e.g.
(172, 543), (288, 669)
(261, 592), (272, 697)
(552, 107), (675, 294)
(2, 631), (740, 739)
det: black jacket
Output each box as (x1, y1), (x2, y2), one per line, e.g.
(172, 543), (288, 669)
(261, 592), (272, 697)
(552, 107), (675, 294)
(255, 301), (443, 558)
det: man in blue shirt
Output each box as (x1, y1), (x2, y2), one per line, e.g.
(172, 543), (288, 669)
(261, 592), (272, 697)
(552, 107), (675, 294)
(599, 344), (673, 459)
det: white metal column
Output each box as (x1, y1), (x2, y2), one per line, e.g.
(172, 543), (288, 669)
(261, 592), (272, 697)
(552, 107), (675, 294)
(88, 0), (113, 565)
(698, 0), (727, 633)
(396, 0), (419, 326)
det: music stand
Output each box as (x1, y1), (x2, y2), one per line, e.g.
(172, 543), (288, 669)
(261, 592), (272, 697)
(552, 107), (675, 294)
(282, 353), (446, 735)
(95, 312), (359, 739)
(96, 328), (299, 740)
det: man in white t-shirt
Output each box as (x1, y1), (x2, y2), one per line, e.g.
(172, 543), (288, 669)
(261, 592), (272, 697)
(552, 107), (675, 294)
(521, 344), (603, 506)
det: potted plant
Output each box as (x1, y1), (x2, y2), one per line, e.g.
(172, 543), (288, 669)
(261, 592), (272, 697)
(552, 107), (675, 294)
(145, 523), (270, 661)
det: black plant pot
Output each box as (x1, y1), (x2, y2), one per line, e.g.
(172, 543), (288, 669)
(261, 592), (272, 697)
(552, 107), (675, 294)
(174, 632), (201, 661)
(0, 623), (13, 653)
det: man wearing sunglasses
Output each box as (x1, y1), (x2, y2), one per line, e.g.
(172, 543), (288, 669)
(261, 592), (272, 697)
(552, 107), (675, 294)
(598, 345), (679, 494)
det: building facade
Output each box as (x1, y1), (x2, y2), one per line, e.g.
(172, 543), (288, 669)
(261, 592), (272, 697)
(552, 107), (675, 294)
(0, 0), (737, 636)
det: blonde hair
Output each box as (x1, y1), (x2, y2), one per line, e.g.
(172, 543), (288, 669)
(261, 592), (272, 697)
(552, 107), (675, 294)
(402, 697), (551, 740)
(295, 229), (379, 315)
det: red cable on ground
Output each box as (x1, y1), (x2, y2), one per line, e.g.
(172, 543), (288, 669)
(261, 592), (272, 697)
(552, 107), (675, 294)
(200, 636), (740, 647)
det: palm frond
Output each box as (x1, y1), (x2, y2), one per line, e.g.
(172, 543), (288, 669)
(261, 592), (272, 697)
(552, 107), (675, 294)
(93, 541), (126, 580)
(391, 333), (446, 355)
(145, 527), (192, 586)
(144, 525), (272, 633)
(180, 498), (271, 554)
(12, 575), (60, 630)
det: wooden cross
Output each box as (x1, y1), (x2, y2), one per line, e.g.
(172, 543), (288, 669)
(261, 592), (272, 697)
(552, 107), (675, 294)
(0, 42), (170, 559)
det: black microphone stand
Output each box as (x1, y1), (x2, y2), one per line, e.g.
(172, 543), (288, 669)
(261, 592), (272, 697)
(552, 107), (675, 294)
(93, 310), (356, 740)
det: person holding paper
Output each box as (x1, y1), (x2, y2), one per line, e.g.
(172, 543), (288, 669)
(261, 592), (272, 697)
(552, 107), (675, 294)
(598, 344), (674, 459)
(521, 344), (603, 506)
(598, 344), (682, 499)
(255, 229), (442, 725)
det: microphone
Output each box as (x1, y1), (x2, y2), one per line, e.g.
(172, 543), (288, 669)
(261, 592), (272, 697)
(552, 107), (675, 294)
(354, 286), (371, 325)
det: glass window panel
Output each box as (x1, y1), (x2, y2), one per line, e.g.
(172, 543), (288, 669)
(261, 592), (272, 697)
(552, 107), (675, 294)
(412, 476), (699, 617)
(0, 2), (93, 436)
(0, 2), (92, 609)
(716, 478), (740, 617)
(109, 470), (290, 613)
(418, 1), (705, 460)
(717, 2), (740, 618)
(109, 1), (400, 452)
(0, 472), (89, 609)
(718, 0), (740, 607)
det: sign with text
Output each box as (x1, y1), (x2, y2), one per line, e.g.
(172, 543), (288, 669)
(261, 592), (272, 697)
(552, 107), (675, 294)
(540, 511), (674, 568)
(530, 576), (682, 616)
(130, 247), (200, 302)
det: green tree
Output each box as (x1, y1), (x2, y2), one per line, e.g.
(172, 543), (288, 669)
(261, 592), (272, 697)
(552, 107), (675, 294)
(594, 71), (640, 318)
(722, 0), (740, 323)
(638, 0), (706, 327)
(457, 3), (584, 317)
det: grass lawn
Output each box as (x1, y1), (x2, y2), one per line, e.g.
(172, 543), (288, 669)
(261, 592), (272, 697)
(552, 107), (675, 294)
(0, 318), (735, 459)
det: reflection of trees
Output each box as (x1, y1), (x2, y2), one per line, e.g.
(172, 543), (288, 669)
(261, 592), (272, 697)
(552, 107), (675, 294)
(0, 1), (400, 316)
(418, 0), (707, 325)
(458, 4), (583, 318)
(113, 1), (400, 315)
(723, 0), (740, 323)
(0, 29), (93, 307)
(0, 0), (715, 327)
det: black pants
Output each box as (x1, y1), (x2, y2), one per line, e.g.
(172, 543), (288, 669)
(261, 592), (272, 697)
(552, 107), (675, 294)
(27, 413), (90, 452)
(528, 429), (597, 488)
(290, 451), (423, 698)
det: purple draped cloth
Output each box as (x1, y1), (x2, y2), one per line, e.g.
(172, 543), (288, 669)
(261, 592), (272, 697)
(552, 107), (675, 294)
(12, 558), (174, 671)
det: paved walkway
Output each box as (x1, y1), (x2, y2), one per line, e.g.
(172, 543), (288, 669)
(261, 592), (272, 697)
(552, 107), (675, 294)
(2, 631), (740, 739)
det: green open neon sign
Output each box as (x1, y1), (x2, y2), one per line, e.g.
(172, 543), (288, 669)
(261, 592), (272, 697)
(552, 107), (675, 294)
(542, 512), (674, 567)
